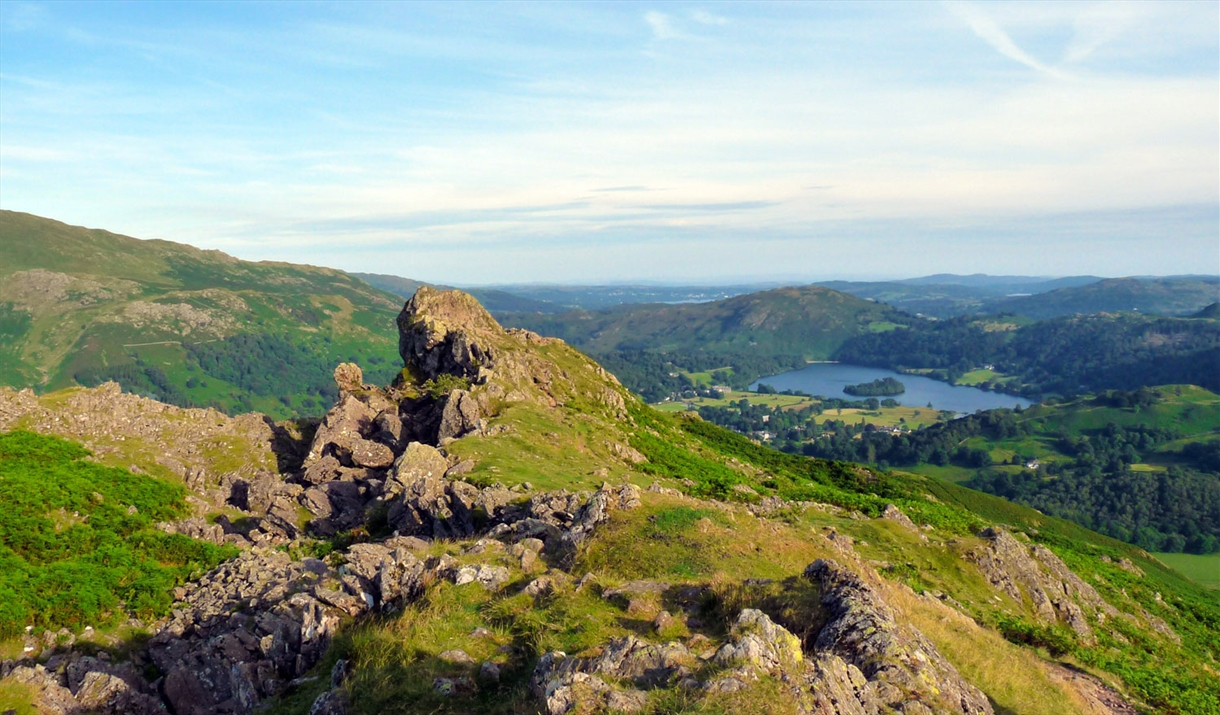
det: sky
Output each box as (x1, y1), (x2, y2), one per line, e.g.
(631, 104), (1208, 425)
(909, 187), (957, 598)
(1, 1), (1217, 284)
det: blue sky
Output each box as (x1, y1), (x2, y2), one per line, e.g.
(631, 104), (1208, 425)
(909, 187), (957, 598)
(1, 1), (1216, 284)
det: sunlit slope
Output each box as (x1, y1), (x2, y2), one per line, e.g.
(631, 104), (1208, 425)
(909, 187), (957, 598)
(0, 211), (407, 418)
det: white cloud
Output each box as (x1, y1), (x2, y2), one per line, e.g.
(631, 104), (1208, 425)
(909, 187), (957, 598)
(1064, 1), (1140, 63)
(644, 11), (678, 40)
(945, 1), (1069, 79)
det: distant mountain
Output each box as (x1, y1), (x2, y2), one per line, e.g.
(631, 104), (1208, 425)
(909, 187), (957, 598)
(991, 277), (1220, 319)
(498, 285), (900, 400)
(819, 275), (1218, 319)
(352, 272), (562, 314)
(482, 283), (775, 310)
(895, 273), (1104, 289)
(817, 276), (1106, 318)
(500, 285), (896, 357)
(0, 211), (405, 417)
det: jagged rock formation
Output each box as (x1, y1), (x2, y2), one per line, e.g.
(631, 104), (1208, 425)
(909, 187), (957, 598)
(807, 559), (993, 715)
(532, 559), (995, 715)
(968, 527), (1120, 641)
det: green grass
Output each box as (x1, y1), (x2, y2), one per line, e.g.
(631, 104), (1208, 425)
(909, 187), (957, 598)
(0, 430), (236, 637)
(1154, 552), (1220, 589)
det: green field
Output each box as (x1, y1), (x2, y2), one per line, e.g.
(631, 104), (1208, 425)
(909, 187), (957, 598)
(655, 390), (945, 429)
(1154, 552), (1220, 589)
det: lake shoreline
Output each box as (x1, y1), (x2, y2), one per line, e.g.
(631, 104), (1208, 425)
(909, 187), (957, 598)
(751, 363), (1030, 414)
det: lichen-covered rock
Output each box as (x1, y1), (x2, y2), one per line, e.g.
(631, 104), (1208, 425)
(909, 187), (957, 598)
(386, 442), (450, 497)
(969, 528), (1119, 641)
(806, 558), (994, 715)
(803, 654), (878, 715)
(333, 363), (364, 393)
(714, 609), (803, 673)
(397, 287), (501, 381)
(438, 389), (484, 441)
(305, 394), (377, 467)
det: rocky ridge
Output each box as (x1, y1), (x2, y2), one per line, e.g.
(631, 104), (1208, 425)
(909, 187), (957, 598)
(0, 289), (1159, 715)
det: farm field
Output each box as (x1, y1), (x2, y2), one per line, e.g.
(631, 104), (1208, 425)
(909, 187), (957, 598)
(1154, 552), (1220, 590)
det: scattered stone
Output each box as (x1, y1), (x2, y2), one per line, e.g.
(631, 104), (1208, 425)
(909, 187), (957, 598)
(525, 577), (554, 597)
(439, 649), (477, 665)
(479, 661), (502, 683)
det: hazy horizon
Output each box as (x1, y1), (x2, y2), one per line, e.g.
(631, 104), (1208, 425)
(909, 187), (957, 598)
(2, 1), (1217, 283)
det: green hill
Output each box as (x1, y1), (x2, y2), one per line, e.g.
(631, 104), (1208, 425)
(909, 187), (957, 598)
(1193, 302), (1220, 319)
(0, 211), (408, 418)
(498, 285), (901, 400)
(501, 285), (894, 356)
(790, 385), (1220, 553)
(991, 277), (1220, 319)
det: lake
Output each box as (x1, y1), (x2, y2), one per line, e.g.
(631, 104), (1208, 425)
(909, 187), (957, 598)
(750, 363), (1030, 414)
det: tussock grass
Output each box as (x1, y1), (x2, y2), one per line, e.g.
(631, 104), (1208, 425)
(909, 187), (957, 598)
(886, 584), (1091, 715)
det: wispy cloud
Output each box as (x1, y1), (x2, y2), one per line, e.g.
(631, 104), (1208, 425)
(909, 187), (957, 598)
(1, 1), (1214, 282)
(644, 11), (678, 40)
(690, 10), (728, 27)
(1064, 2), (1139, 63)
(946, 1), (1068, 79)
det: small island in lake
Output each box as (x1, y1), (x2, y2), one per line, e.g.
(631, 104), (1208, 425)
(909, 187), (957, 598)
(843, 376), (906, 396)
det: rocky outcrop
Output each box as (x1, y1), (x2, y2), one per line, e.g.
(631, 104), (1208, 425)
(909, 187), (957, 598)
(0, 383), (280, 509)
(397, 287), (501, 381)
(531, 637), (694, 715)
(806, 558), (994, 715)
(4, 658), (167, 715)
(968, 528), (1118, 641)
(532, 558), (996, 715)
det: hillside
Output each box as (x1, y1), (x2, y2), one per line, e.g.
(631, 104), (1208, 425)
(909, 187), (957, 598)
(817, 275), (1217, 319)
(791, 386), (1220, 554)
(2, 288), (1218, 715)
(0, 211), (407, 418)
(835, 312), (1220, 398)
(990, 277), (1220, 319)
(818, 276), (1103, 318)
(498, 285), (900, 400)
(1191, 302), (1220, 319)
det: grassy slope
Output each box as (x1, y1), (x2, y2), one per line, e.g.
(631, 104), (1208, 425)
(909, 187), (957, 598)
(498, 285), (897, 359)
(0, 211), (406, 418)
(0, 430), (236, 638)
(895, 386), (1220, 483)
(270, 396), (1220, 714)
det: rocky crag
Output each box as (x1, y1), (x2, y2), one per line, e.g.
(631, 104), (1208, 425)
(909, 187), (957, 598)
(2, 289), (1194, 715)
